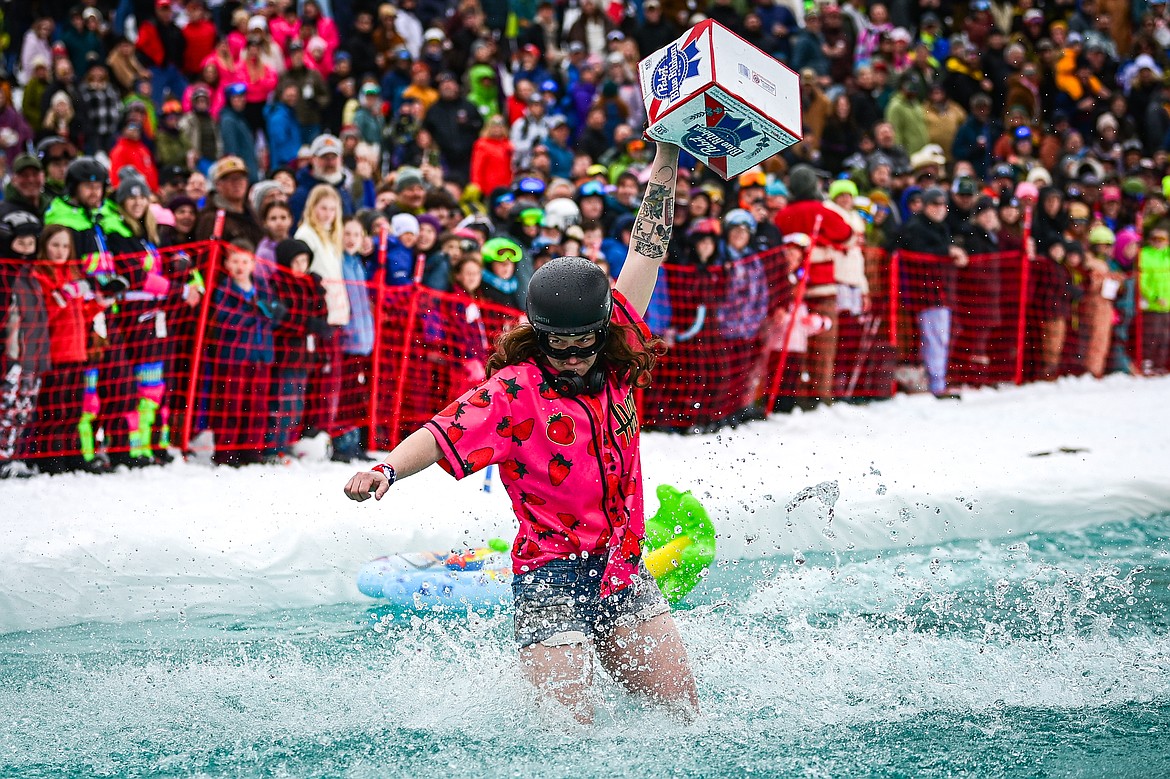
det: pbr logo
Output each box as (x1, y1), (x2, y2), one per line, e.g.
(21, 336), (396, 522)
(650, 40), (702, 101)
(681, 111), (760, 159)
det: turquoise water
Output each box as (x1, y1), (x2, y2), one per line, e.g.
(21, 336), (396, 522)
(3, 515), (1170, 778)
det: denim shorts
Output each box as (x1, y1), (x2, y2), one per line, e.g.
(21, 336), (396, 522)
(512, 555), (670, 649)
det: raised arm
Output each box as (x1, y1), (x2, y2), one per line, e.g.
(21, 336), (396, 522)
(615, 141), (681, 317)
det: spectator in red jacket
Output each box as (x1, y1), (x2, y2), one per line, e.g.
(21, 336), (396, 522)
(772, 165), (853, 408)
(108, 122), (159, 192)
(181, 0), (219, 79)
(469, 115), (514, 197)
(136, 0), (188, 105)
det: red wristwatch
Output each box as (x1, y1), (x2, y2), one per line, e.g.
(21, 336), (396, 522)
(371, 463), (396, 485)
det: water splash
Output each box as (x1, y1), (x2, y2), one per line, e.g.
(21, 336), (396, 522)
(2, 516), (1170, 779)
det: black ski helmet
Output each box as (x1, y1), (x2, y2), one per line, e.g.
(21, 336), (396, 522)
(65, 156), (110, 195)
(527, 255), (612, 335)
(527, 256), (612, 362)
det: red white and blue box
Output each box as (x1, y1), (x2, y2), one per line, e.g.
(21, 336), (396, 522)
(639, 20), (803, 179)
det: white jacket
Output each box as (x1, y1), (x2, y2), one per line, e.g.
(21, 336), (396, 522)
(295, 224), (351, 326)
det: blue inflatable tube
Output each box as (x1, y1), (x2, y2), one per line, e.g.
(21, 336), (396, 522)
(355, 545), (513, 610)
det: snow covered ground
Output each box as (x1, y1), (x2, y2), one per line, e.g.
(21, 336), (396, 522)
(2, 374), (1168, 634)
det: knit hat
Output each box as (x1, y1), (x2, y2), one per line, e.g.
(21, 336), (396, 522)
(275, 238), (313, 268)
(166, 195), (198, 212)
(115, 178), (149, 203)
(395, 166), (424, 192)
(828, 179), (858, 199)
(249, 180), (283, 216)
(391, 213), (420, 236)
(787, 165), (821, 202)
(416, 213), (442, 234)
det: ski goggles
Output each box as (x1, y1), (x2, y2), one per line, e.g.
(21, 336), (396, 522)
(536, 327), (607, 360)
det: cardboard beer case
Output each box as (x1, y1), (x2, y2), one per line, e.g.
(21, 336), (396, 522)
(639, 20), (803, 179)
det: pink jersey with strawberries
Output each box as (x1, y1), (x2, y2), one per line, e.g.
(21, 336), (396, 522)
(425, 290), (649, 598)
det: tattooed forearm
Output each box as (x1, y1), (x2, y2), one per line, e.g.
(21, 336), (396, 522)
(632, 175), (676, 262)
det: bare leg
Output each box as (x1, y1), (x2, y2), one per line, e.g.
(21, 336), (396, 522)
(519, 640), (595, 725)
(596, 612), (700, 719)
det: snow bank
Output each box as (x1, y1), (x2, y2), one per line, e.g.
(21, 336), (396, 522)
(2, 374), (1168, 634)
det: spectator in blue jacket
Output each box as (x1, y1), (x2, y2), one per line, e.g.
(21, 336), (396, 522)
(790, 12), (830, 77)
(206, 240), (275, 465)
(384, 213), (419, 286)
(265, 84), (304, 173)
(219, 83), (259, 183)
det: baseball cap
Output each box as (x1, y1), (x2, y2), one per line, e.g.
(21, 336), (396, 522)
(213, 156), (249, 182)
(12, 154), (43, 174)
(310, 134), (342, 157)
(953, 176), (979, 196)
(922, 188), (948, 206)
(226, 82), (247, 97)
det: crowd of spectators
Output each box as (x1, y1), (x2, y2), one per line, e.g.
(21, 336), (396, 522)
(2, 0), (1170, 477)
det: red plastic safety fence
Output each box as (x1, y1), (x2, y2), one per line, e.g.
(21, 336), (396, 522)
(371, 283), (521, 450)
(643, 247), (791, 431)
(6, 239), (1168, 471)
(0, 242), (212, 471)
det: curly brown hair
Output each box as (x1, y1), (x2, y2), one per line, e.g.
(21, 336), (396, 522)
(486, 322), (666, 389)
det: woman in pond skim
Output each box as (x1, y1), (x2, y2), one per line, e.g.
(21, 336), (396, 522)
(344, 141), (699, 723)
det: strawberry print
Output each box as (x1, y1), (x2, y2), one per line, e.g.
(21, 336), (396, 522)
(510, 418), (535, 445)
(546, 413), (575, 446)
(501, 459), (528, 481)
(501, 377), (522, 399)
(423, 288), (652, 597)
(555, 512), (581, 547)
(468, 388), (491, 408)
(547, 453), (572, 486)
(464, 446), (494, 472)
(538, 379), (559, 400)
(496, 415), (514, 437)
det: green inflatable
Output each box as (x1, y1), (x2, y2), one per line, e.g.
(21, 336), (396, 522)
(642, 484), (717, 603)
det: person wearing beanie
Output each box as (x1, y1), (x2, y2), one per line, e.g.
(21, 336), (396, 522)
(265, 237), (328, 464)
(773, 164), (853, 408)
(888, 187), (968, 398)
(826, 177), (871, 323)
(389, 166), (427, 216)
(0, 212), (50, 479)
(959, 196), (1004, 373)
(107, 173), (203, 467)
(383, 212), (420, 287)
